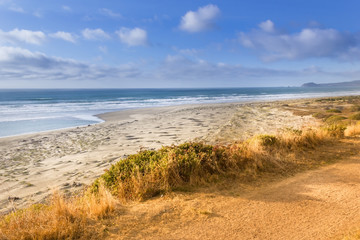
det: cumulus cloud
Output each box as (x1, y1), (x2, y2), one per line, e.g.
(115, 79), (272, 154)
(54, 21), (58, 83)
(179, 4), (220, 33)
(239, 20), (360, 61)
(99, 8), (121, 18)
(258, 20), (275, 33)
(0, 28), (46, 45)
(82, 28), (110, 41)
(50, 31), (76, 43)
(116, 27), (147, 46)
(0, 46), (358, 87)
(0, 46), (140, 81)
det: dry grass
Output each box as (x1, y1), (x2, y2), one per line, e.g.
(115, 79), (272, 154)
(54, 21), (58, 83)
(0, 183), (117, 240)
(92, 127), (332, 202)
(344, 122), (360, 136)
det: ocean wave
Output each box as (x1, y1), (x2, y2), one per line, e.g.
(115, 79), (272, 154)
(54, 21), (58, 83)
(1, 88), (360, 136)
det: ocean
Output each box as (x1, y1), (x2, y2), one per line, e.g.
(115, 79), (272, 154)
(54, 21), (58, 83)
(1, 87), (360, 138)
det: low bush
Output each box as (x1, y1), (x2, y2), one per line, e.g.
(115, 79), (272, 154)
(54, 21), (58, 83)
(325, 115), (347, 124)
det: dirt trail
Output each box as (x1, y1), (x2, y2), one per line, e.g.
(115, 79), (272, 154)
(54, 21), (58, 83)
(107, 140), (360, 240)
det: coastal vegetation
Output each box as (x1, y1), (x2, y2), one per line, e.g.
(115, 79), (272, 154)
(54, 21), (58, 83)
(2, 96), (360, 239)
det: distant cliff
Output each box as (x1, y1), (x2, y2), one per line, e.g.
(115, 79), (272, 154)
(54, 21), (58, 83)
(301, 80), (360, 87)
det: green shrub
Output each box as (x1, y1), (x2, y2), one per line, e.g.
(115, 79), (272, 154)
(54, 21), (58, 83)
(326, 108), (342, 113)
(322, 124), (346, 137)
(92, 142), (229, 200)
(256, 135), (277, 146)
(325, 115), (347, 124)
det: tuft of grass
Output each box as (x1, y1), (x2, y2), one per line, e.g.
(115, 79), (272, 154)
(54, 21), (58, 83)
(322, 124), (347, 137)
(344, 122), (360, 136)
(93, 142), (230, 201)
(0, 182), (116, 240)
(326, 108), (342, 113)
(349, 113), (360, 120)
(254, 135), (278, 146)
(325, 115), (347, 124)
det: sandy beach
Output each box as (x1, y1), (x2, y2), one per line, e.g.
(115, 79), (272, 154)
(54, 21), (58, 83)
(0, 101), (317, 214)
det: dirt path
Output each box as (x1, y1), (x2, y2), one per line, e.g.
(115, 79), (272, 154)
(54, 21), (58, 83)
(106, 140), (360, 240)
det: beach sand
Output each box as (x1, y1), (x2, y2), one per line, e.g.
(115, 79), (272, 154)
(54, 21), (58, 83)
(0, 101), (317, 214)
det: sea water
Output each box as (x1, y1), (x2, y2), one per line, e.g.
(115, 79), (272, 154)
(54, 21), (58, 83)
(1, 87), (360, 138)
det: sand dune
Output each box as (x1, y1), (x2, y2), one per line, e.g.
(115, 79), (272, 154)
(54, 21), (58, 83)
(0, 101), (316, 214)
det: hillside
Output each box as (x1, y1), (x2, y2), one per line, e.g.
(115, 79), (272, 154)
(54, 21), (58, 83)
(302, 80), (360, 87)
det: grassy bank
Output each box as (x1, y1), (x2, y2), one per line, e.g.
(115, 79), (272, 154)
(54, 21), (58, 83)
(2, 96), (360, 240)
(0, 127), (339, 240)
(92, 128), (331, 201)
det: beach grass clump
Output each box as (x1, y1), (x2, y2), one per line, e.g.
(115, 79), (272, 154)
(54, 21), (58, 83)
(0, 183), (116, 240)
(92, 128), (331, 201)
(349, 113), (360, 120)
(322, 124), (347, 137)
(344, 122), (360, 136)
(93, 142), (230, 200)
(255, 135), (278, 146)
(325, 115), (347, 124)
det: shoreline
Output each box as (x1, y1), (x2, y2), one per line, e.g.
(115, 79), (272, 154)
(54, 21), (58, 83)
(0, 98), (323, 214)
(2, 88), (360, 139)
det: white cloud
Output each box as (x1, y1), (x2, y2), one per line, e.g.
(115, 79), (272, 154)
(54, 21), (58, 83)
(0, 46), (140, 81)
(239, 20), (360, 61)
(62, 5), (71, 11)
(0, 28), (46, 45)
(50, 31), (76, 43)
(116, 27), (147, 46)
(179, 4), (220, 33)
(99, 8), (121, 18)
(82, 28), (110, 41)
(258, 20), (274, 33)
(0, 46), (358, 87)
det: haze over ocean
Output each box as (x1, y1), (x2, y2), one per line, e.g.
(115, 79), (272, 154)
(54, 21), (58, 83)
(1, 87), (360, 138)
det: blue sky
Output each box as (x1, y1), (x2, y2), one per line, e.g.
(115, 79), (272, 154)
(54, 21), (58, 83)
(1, 0), (360, 88)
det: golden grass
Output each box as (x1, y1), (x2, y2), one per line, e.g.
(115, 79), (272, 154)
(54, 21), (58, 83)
(2, 105), (360, 240)
(91, 127), (332, 202)
(344, 122), (360, 136)
(0, 183), (116, 240)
